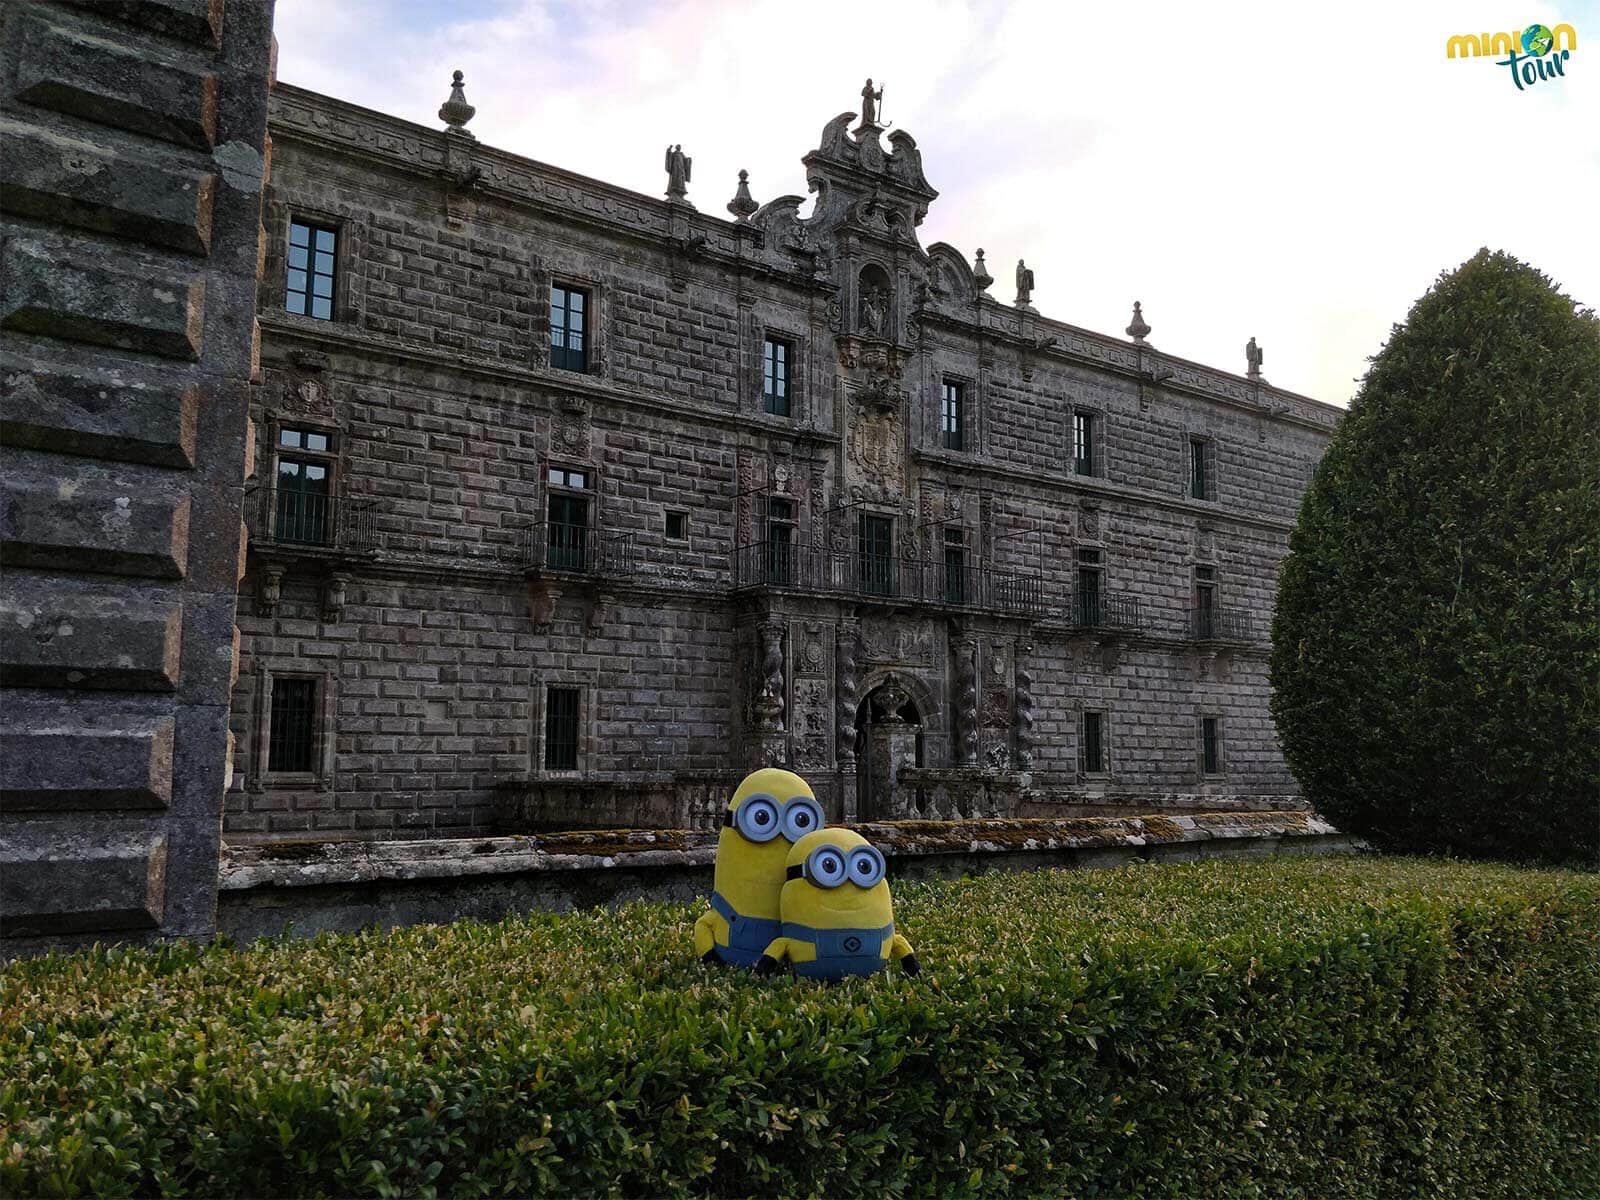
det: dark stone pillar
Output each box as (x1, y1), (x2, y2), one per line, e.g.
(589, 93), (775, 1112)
(1, 0), (278, 951)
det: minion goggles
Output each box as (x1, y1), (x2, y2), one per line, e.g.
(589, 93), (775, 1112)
(724, 793), (825, 843)
(786, 843), (887, 889)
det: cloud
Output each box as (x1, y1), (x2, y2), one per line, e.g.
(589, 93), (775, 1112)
(274, 0), (1600, 404)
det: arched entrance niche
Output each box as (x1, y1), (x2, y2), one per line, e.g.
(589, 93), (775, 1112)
(853, 670), (937, 820)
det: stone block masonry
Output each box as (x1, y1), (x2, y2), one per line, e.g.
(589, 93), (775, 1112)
(233, 81), (1339, 842)
(1, 0), (277, 951)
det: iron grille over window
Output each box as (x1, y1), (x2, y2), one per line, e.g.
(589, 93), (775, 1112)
(268, 677), (317, 773)
(1202, 716), (1221, 775)
(275, 426), (334, 545)
(545, 686), (580, 769)
(286, 221), (337, 320)
(550, 285), (588, 372)
(1082, 710), (1105, 774)
(858, 514), (895, 597)
(1190, 438), (1211, 499)
(1073, 411), (1096, 475)
(763, 337), (791, 416)
(941, 380), (964, 450)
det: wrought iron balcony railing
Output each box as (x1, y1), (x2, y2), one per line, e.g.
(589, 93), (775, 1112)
(732, 541), (1045, 615)
(1189, 606), (1254, 643)
(262, 493), (379, 553)
(520, 522), (637, 577)
(1069, 590), (1143, 632)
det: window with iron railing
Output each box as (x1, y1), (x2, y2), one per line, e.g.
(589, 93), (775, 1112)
(943, 528), (966, 604)
(765, 499), (794, 584)
(858, 514), (895, 597)
(274, 426), (335, 546)
(546, 466), (590, 571)
(545, 686), (580, 770)
(1076, 546), (1103, 625)
(268, 677), (318, 774)
(1194, 565), (1216, 637)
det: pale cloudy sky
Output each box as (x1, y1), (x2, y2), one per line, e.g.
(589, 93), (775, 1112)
(273, 0), (1599, 405)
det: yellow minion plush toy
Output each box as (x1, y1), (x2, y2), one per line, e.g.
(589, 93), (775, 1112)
(694, 768), (826, 967)
(755, 827), (919, 980)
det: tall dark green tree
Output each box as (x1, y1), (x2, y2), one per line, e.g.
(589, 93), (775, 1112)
(1271, 250), (1600, 864)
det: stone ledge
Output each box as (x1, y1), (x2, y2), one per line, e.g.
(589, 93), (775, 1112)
(219, 811), (1345, 892)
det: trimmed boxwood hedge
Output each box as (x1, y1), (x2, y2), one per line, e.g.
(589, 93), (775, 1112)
(3, 858), (1597, 1198)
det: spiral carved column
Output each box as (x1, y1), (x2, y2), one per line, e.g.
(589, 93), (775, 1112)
(1014, 640), (1035, 773)
(835, 620), (859, 771)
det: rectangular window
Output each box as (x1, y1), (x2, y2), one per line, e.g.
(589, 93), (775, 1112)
(1081, 710), (1106, 775)
(550, 284), (589, 373)
(286, 221), (337, 320)
(545, 687), (580, 770)
(1202, 716), (1221, 776)
(1194, 565), (1216, 638)
(546, 467), (589, 571)
(765, 498), (793, 585)
(763, 337), (791, 416)
(941, 380), (965, 450)
(1076, 547), (1103, 626)
(1073, 411), (1096, 476)
(858, 514), (895, 596)
(943, 528), (966, 604)
(1190, 438), (1211, 500)
(665, 511), (688, 541)
(274, 425), (334, 545)
(268, 677), (317, 773)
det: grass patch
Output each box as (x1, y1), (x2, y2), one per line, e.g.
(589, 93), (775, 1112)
(3, 857), (1597, 1197)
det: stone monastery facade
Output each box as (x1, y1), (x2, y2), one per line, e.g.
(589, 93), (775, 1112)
(229, 78), (1340, 842)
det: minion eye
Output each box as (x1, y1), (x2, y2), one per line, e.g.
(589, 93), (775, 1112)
(806, 846), (849, 888)
(780, 797), (824, 842)
(735, 795), (782, 843)
(847, 846), (885, 888)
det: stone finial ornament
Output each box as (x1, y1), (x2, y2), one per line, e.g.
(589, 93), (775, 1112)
(665, 144), (692, 203)
(1246, 336), (1264, 379)
(1014, 259), (1035, 308)
(1126, 300), (1151, 344)
(438, 70), (476, 136)
(972, 248), (993, 292)
(727, 169), (758, 221)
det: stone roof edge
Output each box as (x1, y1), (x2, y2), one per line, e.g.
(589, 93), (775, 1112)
(219, 812), (1343, 890)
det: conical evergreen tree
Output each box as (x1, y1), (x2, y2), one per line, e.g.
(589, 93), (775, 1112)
(1271, 250), (1600, 864)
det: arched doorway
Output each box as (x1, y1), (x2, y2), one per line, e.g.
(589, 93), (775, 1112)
(854, 675), (924, 821)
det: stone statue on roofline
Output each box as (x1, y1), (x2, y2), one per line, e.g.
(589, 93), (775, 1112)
(665, 144), (692, 202)
(860, 78), (884, 127)
(1246, 337), (1264, 379)
(1015, 259), (1035, 308)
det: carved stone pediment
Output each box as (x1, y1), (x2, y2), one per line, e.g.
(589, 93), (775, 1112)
(836, 335), (912, 379)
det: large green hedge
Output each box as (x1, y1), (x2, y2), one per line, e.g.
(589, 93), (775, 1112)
(1270, 249), (1600, 864)
(3, 859), (1597, 1198)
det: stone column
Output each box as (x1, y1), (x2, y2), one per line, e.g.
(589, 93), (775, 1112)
(952, 634), (979, 766)
(753, 619), (787, 766)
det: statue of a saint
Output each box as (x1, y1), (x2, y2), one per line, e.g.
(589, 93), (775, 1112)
(664, 144), (691, 201)
(860, 78), (884, 126)
(1015, 259), (1035, 307)
(1246, 336), (1263, 378)
(860, 285), (887, 335)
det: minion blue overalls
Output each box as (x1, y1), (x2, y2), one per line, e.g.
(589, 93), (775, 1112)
(707, 891), (783, 967)
(781, 920), (896, 979)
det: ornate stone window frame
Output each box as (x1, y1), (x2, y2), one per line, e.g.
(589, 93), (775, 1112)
(1186, 432), (1219, 502)
(1070, 404), (1107, 479)
(532, 676), (595, 778)
(251, 664), (336, 789)
(758, 327), (804, 421)
(539, 271), (607, 377)
(938, 373), (976, 453)
(264, 198), (364, 324)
